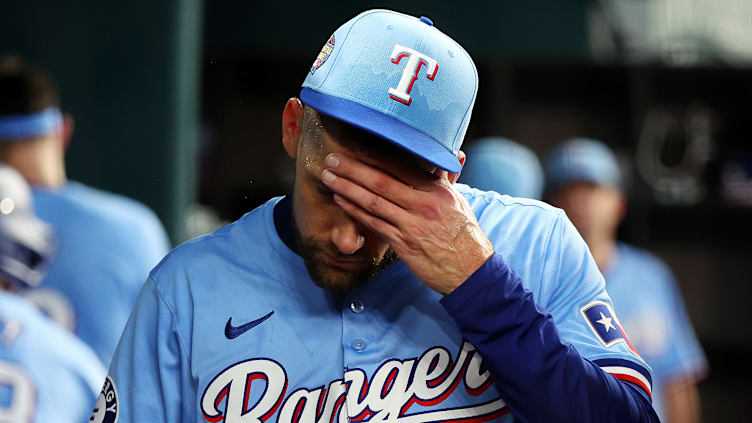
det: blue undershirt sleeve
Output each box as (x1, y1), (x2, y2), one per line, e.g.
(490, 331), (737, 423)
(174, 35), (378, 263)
(440, 254), (659, 423)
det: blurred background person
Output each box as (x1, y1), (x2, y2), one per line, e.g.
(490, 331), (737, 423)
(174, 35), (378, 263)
(544, 138), (708, 423)
(0, 56), (171, 367)
(0, 162), (104, 422)
(459, 137), (544, 199)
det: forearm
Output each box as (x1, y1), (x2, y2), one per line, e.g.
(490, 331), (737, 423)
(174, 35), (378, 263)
(440, 254), (659, 423)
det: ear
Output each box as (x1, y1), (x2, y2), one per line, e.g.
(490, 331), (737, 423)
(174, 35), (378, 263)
(282, 98), (305, 159)
(447, 150), (466, 184)
(616, 190), (627, 223)
(61, 114), (74, 151)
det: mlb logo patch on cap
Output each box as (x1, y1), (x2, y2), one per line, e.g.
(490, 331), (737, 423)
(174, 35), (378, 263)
(581, 301), (640, 356)
(300, 9), (478, 174)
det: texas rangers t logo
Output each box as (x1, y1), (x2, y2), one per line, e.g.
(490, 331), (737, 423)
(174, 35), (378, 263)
(388, 45), (438, 106)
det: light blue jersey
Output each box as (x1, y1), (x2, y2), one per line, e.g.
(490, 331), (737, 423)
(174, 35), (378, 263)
(604, 242), (707, 420)
(0, 290), (105, 422)
(100, 185), (650, 422)
(28, 181), (170, 366)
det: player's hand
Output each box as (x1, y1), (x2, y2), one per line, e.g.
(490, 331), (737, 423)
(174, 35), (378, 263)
(320, 152), (494, 294)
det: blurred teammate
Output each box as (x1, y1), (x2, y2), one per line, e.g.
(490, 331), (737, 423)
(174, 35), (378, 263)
(0, 162), (104, 422)
(100, 10), (657, 422)
(545, 138), (708, 422)
(0, 57), (171, 366)
(459, 137), (544, 199)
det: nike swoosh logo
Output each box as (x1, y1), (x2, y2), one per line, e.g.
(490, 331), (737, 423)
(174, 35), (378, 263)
(225, 311), (274, 339)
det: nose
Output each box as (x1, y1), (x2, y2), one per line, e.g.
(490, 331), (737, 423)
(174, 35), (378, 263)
(331, 215), (365, 255)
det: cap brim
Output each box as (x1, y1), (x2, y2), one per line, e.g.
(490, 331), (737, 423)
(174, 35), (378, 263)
(300, 88), (461, 173)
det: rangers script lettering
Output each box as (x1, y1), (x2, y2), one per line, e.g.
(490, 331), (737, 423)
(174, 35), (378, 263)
(200, 342), (509, 423)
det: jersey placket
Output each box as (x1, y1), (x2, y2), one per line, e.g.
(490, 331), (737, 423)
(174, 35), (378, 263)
(342, 291), (371, 421)
(341, 262), (429, 423)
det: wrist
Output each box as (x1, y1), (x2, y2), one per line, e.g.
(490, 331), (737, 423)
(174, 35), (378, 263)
(441, 246), (494, 295)
(440, 253), (514, 310)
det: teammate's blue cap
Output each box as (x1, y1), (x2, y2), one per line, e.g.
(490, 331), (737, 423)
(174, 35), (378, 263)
(544, 138), (622, 189)
(300, 9), (478, 174)
(459, 137), (544, 199)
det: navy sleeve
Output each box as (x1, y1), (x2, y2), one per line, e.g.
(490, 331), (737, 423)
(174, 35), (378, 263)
(440, 254), (659, 423)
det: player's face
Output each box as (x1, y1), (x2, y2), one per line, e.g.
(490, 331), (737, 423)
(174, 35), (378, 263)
(548, 182), (624, 244)
(287, 108), (414, 294)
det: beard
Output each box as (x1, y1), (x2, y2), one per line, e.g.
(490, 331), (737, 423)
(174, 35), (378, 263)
(292, 221), (399, 295)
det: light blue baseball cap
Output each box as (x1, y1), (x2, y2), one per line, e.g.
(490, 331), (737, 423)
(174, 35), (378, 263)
(544, 138), (622, 189)
(300, 9), (478, 174)
(459, 137), (544, 199)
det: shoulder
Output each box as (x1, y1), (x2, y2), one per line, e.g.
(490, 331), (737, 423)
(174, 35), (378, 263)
(41, 319), (106, 390)
(0, 291), (42, 329)
(149, 198), (279, 289)
(35, 181), (164, 234)
(33, 182), (169, 264)
(456, 184), (572, 295)
(0, 293), (105, 388)
(458, 183), (563, 231)
(141, 199), (284, 345)
(65, 182), (164, 231)
(457, 183), (565, 253)
(457, 183), (563, 219)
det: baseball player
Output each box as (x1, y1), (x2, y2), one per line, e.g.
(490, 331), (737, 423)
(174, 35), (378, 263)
(544, 138), (708, 422)
(459, 137), (544, 199)
(98, 10), (658, 422)
(0, 57), (171, 366)
(0, 162), (105, 422)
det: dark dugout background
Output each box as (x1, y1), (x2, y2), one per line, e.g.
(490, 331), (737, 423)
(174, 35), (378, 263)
(2, 1), (750, 420)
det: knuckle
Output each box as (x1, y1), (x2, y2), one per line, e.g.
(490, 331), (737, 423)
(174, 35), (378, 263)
(421, 203), (442, 221)
(367, 195), (383, 213)
(402, 236), (421, 252)
(405, 221), (425, 237)
(373, 174), (391, 193)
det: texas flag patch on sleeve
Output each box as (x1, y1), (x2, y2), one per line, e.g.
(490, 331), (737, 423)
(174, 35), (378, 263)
(581, 301), (639, 356)
(582, 301), (653, 399)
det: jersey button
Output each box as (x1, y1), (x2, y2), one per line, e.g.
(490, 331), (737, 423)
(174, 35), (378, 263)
(349, 299), (365, 313)
(351, 338), (366, 352)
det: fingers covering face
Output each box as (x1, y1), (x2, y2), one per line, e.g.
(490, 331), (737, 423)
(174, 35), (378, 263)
(320, 152), (459, 250)
(321, 167), (410, 226)
(322, 153), (423, 210)
(331, 193), (402, 245)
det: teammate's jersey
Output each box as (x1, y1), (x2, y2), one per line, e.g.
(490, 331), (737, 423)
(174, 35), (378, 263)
(604, 242), (707, 420)
(28, 181), (170, 366)
(0, 290), (105, 422)
(100, 185), (650, 422)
